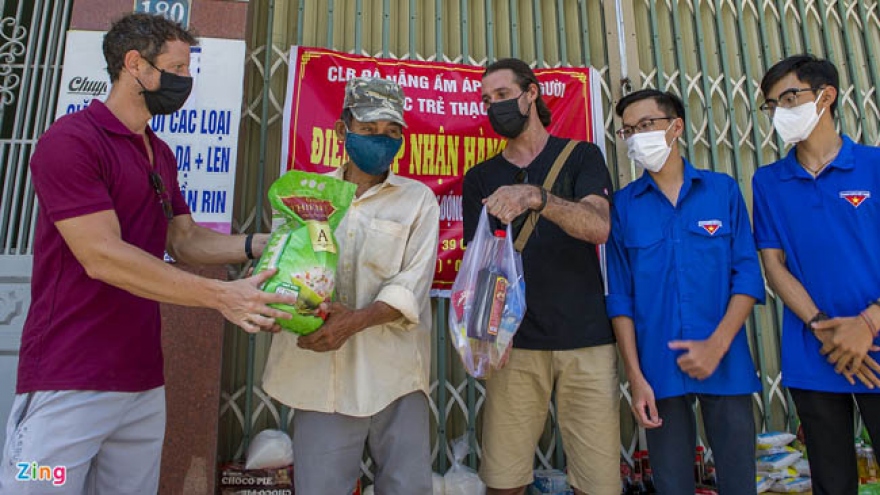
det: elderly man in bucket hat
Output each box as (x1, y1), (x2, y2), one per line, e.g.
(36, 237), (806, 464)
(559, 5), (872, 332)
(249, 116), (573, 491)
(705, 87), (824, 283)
(261, 77), (440, 495)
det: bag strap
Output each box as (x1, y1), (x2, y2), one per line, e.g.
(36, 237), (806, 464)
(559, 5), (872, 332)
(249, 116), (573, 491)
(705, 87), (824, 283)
(513, 139), (579, 252)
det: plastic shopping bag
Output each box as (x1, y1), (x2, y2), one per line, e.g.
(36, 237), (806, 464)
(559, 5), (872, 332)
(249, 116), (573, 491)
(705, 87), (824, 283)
(449, 207), (526, 379)
(443, 435), (485, 495)
(253, 170), (356, 334)
(433, 472), (446, 495)
(530, 469), (572, 494)
(244, 429), (293, 470)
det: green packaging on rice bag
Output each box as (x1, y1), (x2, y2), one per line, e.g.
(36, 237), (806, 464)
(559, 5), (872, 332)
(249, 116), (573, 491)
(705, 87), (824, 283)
(253, 170), (356, 334)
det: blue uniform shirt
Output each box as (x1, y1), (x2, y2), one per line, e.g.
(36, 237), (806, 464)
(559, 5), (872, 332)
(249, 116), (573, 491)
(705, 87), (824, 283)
(752, 135), (880, 394)
(606, 160), (764, 400)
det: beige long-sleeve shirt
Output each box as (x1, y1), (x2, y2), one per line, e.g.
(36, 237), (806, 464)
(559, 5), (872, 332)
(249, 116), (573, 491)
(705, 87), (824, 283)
(262, 168), (440, 417)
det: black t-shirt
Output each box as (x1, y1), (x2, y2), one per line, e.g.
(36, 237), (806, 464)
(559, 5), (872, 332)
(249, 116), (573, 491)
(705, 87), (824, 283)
(462, 136), (614, 350)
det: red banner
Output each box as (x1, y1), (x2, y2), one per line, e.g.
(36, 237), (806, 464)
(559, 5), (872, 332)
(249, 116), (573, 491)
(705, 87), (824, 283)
(281, 47), (603, 294)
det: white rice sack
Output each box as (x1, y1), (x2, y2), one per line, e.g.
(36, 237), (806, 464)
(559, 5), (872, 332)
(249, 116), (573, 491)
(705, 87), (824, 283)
(756, 431), (796, 450)
(757, 445), (798, 457)
(771, 476), (812, 492)
(757, 475), (774, 493)
(757, 466), (799, 480)
(757, 451), (802, 471)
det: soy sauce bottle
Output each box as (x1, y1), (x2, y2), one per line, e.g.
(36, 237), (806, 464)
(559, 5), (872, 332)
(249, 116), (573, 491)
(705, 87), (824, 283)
(467, 229), (508, 341)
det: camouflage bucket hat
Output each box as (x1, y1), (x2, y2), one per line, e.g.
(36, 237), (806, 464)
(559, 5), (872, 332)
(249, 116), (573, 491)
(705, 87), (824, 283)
(343, 77), (407, 127)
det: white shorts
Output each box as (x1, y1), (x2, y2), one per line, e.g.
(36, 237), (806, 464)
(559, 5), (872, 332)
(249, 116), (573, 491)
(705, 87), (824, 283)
(0, 387), (165, 494)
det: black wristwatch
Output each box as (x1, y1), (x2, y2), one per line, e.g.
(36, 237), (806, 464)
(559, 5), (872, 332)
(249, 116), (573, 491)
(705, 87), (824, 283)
(244, 233), (255, 260)
(807, 311), (829, 331)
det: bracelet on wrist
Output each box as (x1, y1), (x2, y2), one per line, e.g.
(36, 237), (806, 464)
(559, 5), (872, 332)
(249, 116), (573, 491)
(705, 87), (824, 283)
(860, 310), (879, 337)
(870, 299), (880, 336)
(244, 233), (255, 260)
(534, 187), (548, 214)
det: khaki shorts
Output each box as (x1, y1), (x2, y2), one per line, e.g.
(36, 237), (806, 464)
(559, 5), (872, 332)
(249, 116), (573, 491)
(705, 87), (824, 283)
(479, 345), (620, 493)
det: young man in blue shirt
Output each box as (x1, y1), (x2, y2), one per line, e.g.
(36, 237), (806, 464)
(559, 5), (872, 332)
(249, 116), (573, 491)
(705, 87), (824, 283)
(752, 54), (880, 495)
(606, 89), (765, 494)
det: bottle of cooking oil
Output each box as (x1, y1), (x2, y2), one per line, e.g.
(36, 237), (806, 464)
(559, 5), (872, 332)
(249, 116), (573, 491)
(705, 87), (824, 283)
(859, 443), (879, 484)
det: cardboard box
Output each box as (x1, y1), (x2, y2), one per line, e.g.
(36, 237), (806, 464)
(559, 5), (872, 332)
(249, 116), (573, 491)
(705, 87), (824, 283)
(218, 462), (294, 495)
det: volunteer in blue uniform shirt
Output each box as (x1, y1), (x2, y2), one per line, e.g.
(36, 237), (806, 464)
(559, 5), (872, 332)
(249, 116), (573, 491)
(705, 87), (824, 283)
(606, 89), (765, 495)
(752, 54), (880, 495)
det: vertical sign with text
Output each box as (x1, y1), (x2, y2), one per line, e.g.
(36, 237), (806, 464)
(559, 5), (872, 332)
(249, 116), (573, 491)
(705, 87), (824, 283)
(55, 30), (245, 234)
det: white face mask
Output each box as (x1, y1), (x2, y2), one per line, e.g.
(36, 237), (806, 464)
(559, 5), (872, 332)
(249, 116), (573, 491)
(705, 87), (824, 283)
(772, 90), (826, 144)
(626, 126), (673, 173)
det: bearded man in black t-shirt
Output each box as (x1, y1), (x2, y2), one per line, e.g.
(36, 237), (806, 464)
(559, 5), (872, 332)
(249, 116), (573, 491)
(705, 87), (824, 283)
(462, 58), (620, 495)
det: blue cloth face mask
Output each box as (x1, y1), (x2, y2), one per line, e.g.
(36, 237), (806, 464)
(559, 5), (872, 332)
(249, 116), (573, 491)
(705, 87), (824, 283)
(344, 128), (403, 176)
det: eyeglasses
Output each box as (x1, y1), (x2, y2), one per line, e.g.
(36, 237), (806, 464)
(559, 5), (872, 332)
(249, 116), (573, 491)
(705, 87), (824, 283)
(514, 169), (528, 184)
(144, 56), (189, 78)
(759, 87), (823, 114)
(148, 171), (174, 221)
(616, 117), (674, 140)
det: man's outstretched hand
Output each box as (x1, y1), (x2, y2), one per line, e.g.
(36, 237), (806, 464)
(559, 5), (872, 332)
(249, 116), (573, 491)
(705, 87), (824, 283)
(217, 268), (295, 333)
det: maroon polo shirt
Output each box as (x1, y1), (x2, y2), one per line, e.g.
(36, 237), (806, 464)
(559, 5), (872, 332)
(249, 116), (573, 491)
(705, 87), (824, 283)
(17, 100), (190, 393)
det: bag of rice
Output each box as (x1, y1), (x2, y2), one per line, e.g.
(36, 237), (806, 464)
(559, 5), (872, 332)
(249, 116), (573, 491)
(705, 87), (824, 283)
(757, 466), (799, 480)
(756, 432), (796, 450)
(757, 445), (798, 457)
(793, 458), (810, 477)
(757, 451), (803, 471)
(771, 477), (812, 493)
(756, 475), (774, 493)
(254, 170), (356, 334)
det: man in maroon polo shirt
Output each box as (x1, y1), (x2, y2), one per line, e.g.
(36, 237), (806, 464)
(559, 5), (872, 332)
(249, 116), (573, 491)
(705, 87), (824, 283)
(0, 13), (295, 495)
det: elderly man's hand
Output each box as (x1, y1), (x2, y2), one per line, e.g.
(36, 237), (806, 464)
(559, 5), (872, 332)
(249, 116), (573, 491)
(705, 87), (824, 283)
(296, 302), (363, 352)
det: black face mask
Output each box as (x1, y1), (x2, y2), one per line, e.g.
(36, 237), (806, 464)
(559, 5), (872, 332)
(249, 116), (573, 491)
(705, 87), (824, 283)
(487, 92), (530, 138)
(137, 63), (193, 116)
